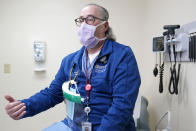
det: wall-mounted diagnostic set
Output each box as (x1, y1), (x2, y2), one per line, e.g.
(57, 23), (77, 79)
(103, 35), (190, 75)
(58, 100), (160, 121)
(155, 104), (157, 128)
(152, 21), (196, 94)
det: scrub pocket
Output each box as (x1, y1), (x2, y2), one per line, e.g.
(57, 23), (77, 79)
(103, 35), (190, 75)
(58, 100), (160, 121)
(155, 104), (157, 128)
(42, 122), (72, 131)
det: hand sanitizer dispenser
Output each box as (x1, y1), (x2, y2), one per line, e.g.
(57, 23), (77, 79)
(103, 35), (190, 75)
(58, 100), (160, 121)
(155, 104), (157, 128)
(33, 41), (46, 71)
(34, 41), (46, 62)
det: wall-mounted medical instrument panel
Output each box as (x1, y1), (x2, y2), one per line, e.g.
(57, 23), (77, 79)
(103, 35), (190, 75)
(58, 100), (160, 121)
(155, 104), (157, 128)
(152, 21), (196, 94)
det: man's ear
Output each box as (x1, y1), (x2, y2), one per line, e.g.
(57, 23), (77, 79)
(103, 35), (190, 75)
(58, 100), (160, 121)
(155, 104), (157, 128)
(104, 21), (109, 32)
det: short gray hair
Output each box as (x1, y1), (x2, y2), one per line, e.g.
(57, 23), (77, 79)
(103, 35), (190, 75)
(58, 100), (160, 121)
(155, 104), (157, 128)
(84, 3), (116, 41)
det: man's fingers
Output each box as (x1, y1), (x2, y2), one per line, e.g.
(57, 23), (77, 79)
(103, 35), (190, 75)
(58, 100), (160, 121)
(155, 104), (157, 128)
(4, 95), (15, 103)
(14, 111), (26, 120)
(11, 105), (26, 118)
(4, 95), (26, 120)
(7, 103), (25, 115)
(5, 101), (21, 110)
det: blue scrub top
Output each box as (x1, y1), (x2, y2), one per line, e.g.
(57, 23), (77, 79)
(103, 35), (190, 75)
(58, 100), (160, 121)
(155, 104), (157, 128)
(21, 39), (141, 131)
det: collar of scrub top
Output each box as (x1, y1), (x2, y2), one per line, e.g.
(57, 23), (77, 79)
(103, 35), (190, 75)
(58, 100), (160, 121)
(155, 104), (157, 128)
(82, 48), (100, 79)
(72, 39), (112, 70)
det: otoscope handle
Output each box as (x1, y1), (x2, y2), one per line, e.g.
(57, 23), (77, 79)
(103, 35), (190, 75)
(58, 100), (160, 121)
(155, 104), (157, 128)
(173, 65), (177, 94)
(175, 64), (181, 95)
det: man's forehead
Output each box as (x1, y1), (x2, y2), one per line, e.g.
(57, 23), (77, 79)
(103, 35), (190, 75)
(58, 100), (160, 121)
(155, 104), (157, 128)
(80, 5), (101, 17)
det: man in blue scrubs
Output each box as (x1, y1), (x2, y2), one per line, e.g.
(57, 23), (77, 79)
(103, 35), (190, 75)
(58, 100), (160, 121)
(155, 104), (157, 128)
(5, 3), (141, 131)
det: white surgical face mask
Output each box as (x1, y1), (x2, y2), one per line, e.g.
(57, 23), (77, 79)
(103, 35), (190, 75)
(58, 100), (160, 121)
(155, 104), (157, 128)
(78, 21), (107, 48)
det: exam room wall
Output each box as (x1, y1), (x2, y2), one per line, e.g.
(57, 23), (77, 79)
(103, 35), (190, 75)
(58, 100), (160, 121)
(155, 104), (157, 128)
(0, 0), (142, 130)
(138, 0), (196, 131)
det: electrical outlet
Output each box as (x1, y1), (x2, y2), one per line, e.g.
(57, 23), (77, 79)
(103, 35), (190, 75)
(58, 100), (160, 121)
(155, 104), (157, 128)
(4, 64), (11, 73)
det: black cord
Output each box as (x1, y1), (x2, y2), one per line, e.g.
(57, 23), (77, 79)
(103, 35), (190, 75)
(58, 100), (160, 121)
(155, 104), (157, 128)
(168, 42), (175, 94)
(168, 55), (181, 95)
(175, 52), (182, 95)
(169, 66), (176, 94)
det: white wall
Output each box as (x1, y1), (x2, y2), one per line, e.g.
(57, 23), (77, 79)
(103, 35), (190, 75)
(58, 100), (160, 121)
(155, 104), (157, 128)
(1, 0), (196, 131)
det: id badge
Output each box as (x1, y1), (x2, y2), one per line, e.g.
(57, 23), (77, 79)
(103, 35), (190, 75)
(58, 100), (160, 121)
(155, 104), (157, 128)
(67, 101), (75, 120)
(67, 87), (76, 120)
(82, 122), (92, 131)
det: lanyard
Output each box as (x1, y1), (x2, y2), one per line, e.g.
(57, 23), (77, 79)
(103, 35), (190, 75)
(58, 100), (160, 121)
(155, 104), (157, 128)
(85, 50), (92, 99)
(84, 50), (93, 122)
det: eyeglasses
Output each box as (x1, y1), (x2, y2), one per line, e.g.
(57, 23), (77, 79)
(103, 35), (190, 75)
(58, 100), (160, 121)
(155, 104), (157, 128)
(75, 15), (105, 26)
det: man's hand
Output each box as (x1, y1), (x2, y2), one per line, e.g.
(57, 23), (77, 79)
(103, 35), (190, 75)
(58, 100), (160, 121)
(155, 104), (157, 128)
(4, 95), (26, 120)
